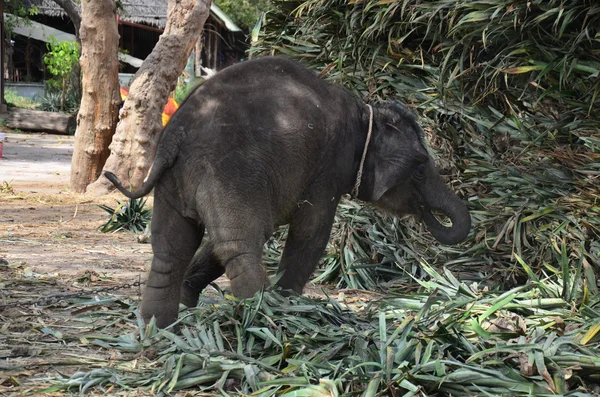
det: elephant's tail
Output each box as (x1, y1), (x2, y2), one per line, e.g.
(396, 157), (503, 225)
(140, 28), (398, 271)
(104, 147), (177, 199)
(104, 170), (156, 199)
(105, 124), (184, 199)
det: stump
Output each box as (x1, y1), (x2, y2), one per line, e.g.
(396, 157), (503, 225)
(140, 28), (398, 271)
(7, 108), (76, 135)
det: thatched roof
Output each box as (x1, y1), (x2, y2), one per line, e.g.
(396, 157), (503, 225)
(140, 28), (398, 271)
(119, 1), (167, 27)
(26, 0), (241, 31)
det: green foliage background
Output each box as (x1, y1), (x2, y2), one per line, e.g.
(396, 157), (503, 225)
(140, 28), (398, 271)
(215, 0), (272, 28)
(43, 38), (79, 87)
(2, 0), (39, 38)
(252, 0), (600, 292)
(43, 37), (80, 112)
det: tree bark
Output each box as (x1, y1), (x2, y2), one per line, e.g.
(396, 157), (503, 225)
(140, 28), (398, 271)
(88, 0), (212, 195)
(69, 0), (121, 193)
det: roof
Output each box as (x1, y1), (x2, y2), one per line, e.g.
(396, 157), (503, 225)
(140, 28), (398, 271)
(25, 0), (241, 32)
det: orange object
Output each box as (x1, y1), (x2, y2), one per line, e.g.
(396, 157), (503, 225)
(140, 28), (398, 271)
(119, 87), (129, 101)
(120, 87), (179, 126)
(161, 96), (179, 126)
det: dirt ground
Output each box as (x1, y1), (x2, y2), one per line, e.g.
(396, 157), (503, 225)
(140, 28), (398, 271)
(0, 133), (156, 395)
(0, 132), (151, 279)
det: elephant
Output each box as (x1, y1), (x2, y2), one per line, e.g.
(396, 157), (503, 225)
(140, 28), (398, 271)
(106, 56), (471, 328)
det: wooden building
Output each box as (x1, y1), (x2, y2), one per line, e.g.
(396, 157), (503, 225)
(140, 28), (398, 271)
(4, 0), (247, 85)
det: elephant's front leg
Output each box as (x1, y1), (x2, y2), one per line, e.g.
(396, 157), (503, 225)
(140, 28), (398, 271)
(276, 197), (339, 294)
(142, 193), (203, 328)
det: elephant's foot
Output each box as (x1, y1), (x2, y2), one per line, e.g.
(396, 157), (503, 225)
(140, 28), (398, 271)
(141, 255), (194, 328)
(140, 294), (179, 328)
(141, 262), (183, 327)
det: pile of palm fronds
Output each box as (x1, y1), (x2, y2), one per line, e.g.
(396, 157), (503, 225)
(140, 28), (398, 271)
(252, 0), (600, 288)
(43, 265), (599, 395)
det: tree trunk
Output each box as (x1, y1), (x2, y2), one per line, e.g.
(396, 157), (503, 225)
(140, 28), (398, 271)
(87, 0), (212, 195)
(69, 0), (121, 193)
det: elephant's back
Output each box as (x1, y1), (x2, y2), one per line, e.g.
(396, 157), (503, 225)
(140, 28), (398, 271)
(177, 57), (351, 126)
(169, 56), (356, 150)
(197, 56), (333, 97)
(161, 56), (361, 219)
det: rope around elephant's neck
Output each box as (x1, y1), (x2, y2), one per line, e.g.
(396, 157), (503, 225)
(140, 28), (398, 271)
(351, 104), (374, 198)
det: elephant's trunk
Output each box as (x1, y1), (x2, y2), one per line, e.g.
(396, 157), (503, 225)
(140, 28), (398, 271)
(419, 172), (471, 245)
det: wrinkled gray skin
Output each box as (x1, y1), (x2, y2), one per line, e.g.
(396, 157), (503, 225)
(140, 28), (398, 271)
(106, 56), (471, 328)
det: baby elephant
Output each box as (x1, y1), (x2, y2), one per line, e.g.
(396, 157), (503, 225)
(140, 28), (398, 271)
(106, 56), (471, 327)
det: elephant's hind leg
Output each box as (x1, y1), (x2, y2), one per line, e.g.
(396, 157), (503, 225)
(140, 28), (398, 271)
(181, 240), (224, 307)
(141, 194), (203, 328)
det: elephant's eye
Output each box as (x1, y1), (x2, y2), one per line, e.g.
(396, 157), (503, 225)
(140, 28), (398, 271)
(413, 164), (426, 180)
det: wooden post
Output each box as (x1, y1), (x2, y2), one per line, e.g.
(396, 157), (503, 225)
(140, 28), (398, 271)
(26, 38), (32, 81)
(194, 32), (203, 77)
